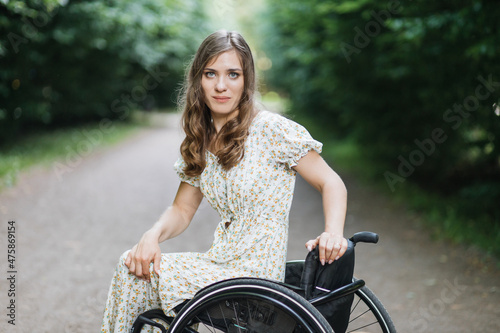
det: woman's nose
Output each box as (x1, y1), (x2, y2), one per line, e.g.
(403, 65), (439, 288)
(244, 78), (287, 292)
(215, 77), (227, 92)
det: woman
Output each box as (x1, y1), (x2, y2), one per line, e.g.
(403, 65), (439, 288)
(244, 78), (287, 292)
(101, 30), (348, 332)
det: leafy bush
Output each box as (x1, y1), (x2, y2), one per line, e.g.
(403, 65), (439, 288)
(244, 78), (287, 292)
(262, 0), (500, 237)
(0, 0), (208, 143)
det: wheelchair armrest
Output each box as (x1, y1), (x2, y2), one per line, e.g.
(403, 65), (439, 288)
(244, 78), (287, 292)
(309, 279), (365, 306)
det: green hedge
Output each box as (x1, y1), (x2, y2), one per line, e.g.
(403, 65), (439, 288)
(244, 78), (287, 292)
(262, 0), (500, 228)
(0, 0), (208, 143)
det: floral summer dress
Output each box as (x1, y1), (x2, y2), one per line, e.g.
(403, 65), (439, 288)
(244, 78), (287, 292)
(101, 110), (322, 332)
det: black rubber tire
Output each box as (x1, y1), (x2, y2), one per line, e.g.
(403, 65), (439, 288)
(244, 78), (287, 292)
(169, 278), (333, 333)
(349, 280), (396, 333)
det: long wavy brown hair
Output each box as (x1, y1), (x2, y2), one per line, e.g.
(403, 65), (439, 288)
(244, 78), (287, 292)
(178, 30), (258, 177)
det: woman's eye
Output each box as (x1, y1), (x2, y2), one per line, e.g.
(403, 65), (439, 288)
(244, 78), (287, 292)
(205, 72), (215, 78)
(229, 72), (239, 79)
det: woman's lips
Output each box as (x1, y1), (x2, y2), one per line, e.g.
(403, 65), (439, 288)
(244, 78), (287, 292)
(213, 96), (230, 103)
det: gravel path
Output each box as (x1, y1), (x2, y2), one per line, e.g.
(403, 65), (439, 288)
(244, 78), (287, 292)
(0, 112), (499, 332)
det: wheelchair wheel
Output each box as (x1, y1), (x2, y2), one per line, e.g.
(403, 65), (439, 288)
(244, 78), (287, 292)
(348, 280), (396, 333)
(169, 278), (332, 333)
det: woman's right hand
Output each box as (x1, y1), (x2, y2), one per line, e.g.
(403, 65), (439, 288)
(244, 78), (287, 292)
(124, 231), (161, 282)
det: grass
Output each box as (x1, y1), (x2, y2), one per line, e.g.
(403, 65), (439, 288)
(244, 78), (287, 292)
(0, 114), (147, 191)
(320, 137), (500, 261)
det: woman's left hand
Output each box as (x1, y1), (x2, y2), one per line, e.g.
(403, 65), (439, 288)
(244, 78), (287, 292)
(305, 232), (348, 265)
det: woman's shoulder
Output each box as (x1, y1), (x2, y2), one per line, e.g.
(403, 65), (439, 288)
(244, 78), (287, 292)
(252, 110), (310, 135)
(251, 110), (291, 130)
(248, 110), (322, 164)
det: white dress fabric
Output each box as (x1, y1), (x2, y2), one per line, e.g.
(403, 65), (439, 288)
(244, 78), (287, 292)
(101, 111), (322, 332)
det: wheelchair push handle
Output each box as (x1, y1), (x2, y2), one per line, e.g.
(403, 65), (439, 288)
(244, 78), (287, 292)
(349, 231), (379, 245)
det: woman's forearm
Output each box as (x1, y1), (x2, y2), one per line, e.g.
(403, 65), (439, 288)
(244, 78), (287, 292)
(294, 151), (348, 235)
(322, 172), (347, 235)
(145, 181), (204, 243)
(146, 205), (192, 243)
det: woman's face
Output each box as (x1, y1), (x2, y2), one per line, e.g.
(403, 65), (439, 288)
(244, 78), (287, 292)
(201, 50), (244, 124)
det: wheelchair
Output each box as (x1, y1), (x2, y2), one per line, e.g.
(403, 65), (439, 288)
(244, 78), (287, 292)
(131, 232), (396, 333)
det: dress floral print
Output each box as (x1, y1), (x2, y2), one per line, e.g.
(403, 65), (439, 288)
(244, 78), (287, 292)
(101, 111), (322, 332)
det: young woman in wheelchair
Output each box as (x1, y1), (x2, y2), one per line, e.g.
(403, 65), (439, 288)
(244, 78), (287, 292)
(101, 30), (348, 332)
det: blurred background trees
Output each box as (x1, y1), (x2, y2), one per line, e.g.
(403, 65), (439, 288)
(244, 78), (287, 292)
(261, 0), (500, 252)
(0, 0), (207, 142)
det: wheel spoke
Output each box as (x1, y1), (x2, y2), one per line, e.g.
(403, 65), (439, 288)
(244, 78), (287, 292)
(347, 320), (379, 333)
(350, 298), (362, 315)
(206, 308), (216, 333)
(218, 301), (229, 331)
(349, 308), (371, 323)
(346, 285), (396, 333)
(231, 300), (243, 333)
(197, 309), (216, 333)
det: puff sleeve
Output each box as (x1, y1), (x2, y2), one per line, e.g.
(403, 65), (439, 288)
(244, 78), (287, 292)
(173, 157), (201, 187)
(267, 113), (323, 169)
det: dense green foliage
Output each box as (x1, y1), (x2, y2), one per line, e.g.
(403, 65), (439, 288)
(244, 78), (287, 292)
(262, 0), (500, 251)
(0, 0), (207, 143)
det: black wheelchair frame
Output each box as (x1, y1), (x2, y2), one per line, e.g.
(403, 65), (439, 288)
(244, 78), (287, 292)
(131, 232), (396, 333)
